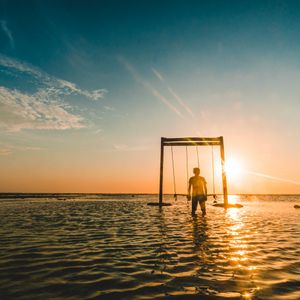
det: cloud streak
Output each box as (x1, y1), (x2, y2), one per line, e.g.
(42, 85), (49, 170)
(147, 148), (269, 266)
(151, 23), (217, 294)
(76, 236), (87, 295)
(151, 67), (195, 119)
(0, 20), (14, 49)
(151, 68), (164, 82)
(0, 147), (12, 156)
(0, 54), (107, 101)
(118, 57), (183, 118)
(0, 144), (42, 156)
(247, 170), (300, 186)
(0, 55), (107, 131)
(0, 86), (84, 131)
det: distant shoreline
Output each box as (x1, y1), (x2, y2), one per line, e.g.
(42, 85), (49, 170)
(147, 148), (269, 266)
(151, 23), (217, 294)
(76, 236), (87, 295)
(0, 193), (299, 199)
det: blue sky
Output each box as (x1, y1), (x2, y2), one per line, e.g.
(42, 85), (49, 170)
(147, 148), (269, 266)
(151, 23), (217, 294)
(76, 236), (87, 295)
(0, 0), (300, 193)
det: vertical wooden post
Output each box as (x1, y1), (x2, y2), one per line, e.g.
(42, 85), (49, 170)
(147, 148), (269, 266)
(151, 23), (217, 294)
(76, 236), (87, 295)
(220, 136), (228, 207)
(159, 137), (164, 205)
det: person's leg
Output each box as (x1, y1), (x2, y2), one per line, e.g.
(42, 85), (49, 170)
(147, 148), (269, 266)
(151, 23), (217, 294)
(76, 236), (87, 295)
(200, 201), (206, 216)
(192, 196), (198, 215)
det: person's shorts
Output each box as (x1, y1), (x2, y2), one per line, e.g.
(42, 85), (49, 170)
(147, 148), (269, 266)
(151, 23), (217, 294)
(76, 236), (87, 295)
(192, 195), (207, 202)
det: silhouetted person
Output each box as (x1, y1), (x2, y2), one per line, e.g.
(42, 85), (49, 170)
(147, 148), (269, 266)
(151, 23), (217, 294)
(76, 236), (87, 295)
(187, 167), (207, 216)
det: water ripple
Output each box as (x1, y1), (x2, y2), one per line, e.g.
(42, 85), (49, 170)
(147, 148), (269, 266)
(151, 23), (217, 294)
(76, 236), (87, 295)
(0, 195), (299, 299)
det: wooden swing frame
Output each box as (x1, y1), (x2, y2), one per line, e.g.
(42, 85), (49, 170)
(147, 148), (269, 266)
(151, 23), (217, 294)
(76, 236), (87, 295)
(153, 136), (229, 207)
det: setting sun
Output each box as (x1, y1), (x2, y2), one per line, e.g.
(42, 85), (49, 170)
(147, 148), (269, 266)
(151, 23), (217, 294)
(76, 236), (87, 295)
(225, 158), (244, 180)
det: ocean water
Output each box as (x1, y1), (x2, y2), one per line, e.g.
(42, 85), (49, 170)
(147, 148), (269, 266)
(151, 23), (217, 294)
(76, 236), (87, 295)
(0, 194), (299, 300)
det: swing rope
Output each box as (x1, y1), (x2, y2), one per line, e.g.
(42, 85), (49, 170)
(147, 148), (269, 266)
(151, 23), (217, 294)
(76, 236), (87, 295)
(171, 146), (177, 200)
(185, 146), (189, 192)
(196, 146), (200, 168)
(211, 146), (217, 201)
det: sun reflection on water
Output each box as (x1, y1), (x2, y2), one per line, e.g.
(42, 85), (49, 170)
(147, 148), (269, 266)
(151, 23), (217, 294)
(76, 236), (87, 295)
(225, 199), (259, 299)
(228, 194), (240, 205)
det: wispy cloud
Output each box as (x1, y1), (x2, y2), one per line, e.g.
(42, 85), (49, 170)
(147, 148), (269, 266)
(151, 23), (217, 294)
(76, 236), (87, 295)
(57, 79), (106, 101)
(0, 144), (42, 156)
(247, 170), (300, 186)
(0, 147), (12, 156)
(151, 67), (195, 119)
(151, 67), (164, 82)
(94, 128), (102, 134)
(0, 54), (107, 101)
(0, 20), (14, 49)
(150, 87), (183, 117)
(118, 57), (183, 118)
(0, 86), (84, 131)
(104, 105), (115, 111)
(167, 86), (195, 119)
(0, 55), (107, 131)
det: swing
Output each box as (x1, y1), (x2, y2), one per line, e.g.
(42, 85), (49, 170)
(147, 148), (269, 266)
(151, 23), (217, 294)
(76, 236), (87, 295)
(147, 136), (243, 208)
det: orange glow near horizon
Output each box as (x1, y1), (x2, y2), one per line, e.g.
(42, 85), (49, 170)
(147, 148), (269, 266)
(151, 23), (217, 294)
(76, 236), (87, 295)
(1, 135), (300, 194)
(1, 151), (300, 194)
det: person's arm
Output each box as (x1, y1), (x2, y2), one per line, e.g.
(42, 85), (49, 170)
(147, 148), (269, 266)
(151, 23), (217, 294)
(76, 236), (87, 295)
(187, 178), (192, 200)
(204, 179), (207, 200)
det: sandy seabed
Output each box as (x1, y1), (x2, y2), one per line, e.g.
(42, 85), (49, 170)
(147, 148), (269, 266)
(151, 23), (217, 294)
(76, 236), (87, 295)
(0, 194), (299, 300)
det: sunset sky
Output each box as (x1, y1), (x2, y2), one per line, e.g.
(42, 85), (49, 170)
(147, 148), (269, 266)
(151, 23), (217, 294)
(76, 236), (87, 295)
(0, 0), (299, 194)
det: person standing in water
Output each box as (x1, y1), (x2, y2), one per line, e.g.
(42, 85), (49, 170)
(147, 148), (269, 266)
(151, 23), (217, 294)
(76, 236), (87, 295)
(187, 167), (207, 216)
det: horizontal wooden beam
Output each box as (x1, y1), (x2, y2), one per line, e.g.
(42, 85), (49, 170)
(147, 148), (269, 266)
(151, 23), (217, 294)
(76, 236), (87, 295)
(162, 137), (222, 142)
(163, 141), (220, 146)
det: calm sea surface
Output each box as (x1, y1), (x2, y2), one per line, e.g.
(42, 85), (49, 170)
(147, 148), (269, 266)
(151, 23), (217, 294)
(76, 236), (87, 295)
(0, 194), (299, 300)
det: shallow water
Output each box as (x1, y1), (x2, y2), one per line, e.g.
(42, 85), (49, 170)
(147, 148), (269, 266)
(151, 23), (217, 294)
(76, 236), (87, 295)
(0, 195), (299, 299)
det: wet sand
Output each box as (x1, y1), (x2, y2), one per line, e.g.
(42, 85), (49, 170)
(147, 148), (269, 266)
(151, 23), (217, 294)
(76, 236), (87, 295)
(0, 195), (299, 299)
